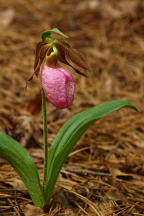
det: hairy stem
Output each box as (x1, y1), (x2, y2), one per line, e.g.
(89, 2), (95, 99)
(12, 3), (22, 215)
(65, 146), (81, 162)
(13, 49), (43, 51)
(42, 89), (48, 190)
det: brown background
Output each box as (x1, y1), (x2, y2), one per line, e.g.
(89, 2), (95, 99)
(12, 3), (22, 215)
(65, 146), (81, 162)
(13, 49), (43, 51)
(0, 0), (144, 215)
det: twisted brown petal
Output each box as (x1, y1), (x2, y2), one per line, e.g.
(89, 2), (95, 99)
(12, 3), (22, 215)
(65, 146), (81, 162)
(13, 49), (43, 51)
(57, 60), (77, 75)
(56, 41), (91, 77)
(34, 41), (48, 71)
(34, 43), (51, 77)
(28, 42), (51, 83)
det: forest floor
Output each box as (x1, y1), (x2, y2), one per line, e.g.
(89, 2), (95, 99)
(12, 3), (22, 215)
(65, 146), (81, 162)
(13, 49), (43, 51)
(0, 0), (144, 215)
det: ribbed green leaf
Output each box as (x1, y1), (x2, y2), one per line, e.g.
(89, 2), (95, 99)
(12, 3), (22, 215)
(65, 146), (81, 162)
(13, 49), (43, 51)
(44, 100), (137, 201)
(0, 133), (45, 207)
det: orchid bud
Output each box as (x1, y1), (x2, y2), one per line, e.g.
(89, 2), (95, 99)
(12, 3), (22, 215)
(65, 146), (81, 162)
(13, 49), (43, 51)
(40, 65), (74, 109)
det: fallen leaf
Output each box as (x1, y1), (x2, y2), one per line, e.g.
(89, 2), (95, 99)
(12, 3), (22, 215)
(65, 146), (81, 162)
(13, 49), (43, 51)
(0, 9), (15, 30)
(21, 204), (44, 216)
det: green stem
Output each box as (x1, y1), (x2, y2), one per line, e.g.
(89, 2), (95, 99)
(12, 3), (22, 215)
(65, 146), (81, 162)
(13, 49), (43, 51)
(42, 89), (48, 190)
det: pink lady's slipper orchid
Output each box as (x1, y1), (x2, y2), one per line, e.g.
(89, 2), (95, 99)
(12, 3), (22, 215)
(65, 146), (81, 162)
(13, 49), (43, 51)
(28, 29), (91, 109)
(40, 65), (74, 109)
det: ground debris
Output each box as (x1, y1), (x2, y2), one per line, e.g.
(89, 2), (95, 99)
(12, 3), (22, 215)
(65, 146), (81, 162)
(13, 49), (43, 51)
(0, 0), (144, 215)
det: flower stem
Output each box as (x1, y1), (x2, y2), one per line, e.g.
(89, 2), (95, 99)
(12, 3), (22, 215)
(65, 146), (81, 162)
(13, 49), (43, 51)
(42, 89), (48, 190)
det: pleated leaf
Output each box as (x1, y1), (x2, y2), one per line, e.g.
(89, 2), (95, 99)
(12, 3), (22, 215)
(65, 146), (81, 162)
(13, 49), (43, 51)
(44, 100), (137, 201)
(0, 133), (45, 207)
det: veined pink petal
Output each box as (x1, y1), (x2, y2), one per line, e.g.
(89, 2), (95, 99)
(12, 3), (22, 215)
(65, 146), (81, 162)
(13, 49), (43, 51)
(40, 65), (74, 109)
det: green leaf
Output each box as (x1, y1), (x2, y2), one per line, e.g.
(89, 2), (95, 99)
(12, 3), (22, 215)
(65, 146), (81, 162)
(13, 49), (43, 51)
(41, 28), (68, 40)
(44, 100), (137, 201)
(0, 133), (45, 207)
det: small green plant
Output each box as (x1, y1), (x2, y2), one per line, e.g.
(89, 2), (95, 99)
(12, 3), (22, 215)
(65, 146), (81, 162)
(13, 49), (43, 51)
(0, 29), (137, 210)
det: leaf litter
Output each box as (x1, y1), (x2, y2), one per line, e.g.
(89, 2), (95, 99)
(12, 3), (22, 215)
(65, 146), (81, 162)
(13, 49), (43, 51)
(0, 0), (144, 215)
